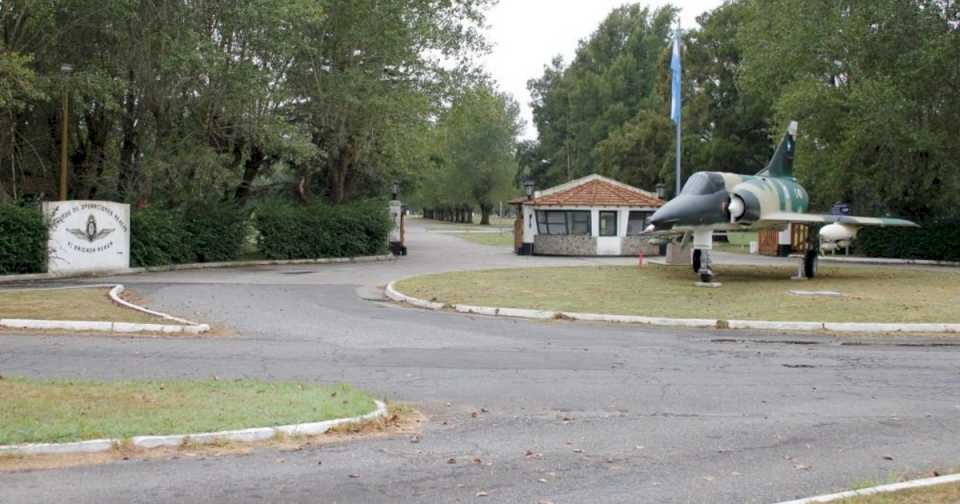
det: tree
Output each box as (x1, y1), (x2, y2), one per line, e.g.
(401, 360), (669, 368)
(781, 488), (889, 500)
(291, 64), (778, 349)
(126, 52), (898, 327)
(528, 5), (677, 189)
(737, 0), (960, 219)
(678, 1), (773, 175)
(290, 0), (491, 204)
(0, 0), (493, 207)
(418, 84), (520, 225)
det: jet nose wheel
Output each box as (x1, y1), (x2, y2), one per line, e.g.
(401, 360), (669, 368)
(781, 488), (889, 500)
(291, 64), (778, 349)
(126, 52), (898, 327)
(692, 249), (702, 274)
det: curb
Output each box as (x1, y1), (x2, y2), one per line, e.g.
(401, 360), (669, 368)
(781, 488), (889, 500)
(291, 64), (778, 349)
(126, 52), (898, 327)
(384, 281), (960, 334)
(0, 284), (210, 334)
(774, 473), (960, 503)
(0, 400), (387, 456)
(0, 255), (397, 284)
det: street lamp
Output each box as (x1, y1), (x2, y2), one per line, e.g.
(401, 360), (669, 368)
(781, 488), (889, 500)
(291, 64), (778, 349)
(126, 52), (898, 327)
(58, 63), (74, 201)
(391, 180), (400, 200)
(523, 179), (536, 200)
(655, 182), (666, 200)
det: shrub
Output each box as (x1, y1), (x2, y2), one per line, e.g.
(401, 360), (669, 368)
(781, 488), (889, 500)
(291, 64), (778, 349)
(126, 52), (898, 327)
(130, 207), (192, 267)
(131, 203), (248, 267)
(180, 202), (248, 263)
(855, 220), (960, 262)
(255, 200), (391, 260)
(0, 204), (46, 274)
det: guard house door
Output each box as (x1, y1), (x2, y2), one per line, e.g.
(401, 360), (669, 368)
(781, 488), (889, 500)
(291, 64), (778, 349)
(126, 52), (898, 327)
(596, 210), (621, 256)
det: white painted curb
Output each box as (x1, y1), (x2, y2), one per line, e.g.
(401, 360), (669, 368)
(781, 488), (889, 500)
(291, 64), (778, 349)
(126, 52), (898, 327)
(0, 284), (210, 334)
(0, 254), (397, 284)
(0, 400), (388, 456)
(774, 472), (960, 503)
(384, 281), (960, 334)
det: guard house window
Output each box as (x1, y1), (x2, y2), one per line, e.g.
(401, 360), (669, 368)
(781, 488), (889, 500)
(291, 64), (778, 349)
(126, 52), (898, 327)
(627, 211), (652, 235)
(599, 211), (618, 237)
(536, 210), (591, 236)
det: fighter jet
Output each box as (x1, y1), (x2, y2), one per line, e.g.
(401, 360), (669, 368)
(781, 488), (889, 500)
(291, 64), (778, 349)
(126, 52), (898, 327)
(642, 121), (918, 283)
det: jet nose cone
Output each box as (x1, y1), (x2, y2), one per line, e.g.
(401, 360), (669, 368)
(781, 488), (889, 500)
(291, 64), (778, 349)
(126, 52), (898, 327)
(649, 199), (681, 229)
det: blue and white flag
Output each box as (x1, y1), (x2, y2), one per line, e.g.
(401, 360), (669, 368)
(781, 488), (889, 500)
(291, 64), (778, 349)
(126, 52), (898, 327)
(670, 29), (682, 125)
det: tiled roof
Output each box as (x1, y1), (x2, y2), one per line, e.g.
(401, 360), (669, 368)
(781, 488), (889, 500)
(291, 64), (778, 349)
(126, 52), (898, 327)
(515, 175), (664, 208)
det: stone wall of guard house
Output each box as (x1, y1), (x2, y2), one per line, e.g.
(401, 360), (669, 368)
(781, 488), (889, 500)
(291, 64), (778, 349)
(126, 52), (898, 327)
(534, 235), (597, 256)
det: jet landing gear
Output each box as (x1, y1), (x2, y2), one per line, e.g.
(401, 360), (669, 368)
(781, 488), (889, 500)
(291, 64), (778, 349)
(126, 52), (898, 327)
(691, 230), (720, 286)
(794, 229), (820, 280)
(692, 249), (717, 285)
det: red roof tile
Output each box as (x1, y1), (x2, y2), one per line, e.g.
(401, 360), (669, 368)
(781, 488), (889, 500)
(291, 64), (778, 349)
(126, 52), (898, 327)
(514, 175), (664, 208)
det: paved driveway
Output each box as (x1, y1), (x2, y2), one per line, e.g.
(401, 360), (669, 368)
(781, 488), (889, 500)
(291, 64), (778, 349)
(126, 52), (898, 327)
(1, 220), (958, 504)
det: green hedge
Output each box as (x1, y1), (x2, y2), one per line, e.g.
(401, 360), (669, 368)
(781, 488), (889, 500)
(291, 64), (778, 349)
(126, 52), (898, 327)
(0, 204), (47, 274)
(254, 201), (391, 260)
(855, 220), (960, 262)
(131, 203), (248, 267)
(4, 199), (389, 272)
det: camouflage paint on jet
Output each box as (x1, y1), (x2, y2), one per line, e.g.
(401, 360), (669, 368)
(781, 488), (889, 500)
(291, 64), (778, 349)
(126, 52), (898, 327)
(645, 121), (916, 235)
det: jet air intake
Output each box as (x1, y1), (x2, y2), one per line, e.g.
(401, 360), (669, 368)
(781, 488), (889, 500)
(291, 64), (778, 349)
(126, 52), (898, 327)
(726, 188), (761, 225)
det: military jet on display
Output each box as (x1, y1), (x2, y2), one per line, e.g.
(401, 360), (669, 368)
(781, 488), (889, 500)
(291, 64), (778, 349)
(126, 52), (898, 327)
(642, 121), (918, 283)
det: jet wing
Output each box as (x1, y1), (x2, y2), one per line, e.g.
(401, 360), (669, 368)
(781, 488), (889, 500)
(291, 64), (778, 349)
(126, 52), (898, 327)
(762, 212), (919, 227)
(638, 229), (687, 239)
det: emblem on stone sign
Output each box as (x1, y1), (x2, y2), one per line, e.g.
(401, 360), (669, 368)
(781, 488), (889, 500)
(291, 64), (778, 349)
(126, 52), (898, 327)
(67, 214), (115, 243)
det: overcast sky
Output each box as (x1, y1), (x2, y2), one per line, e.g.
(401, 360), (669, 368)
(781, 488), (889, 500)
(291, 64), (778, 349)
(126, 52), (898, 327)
(479, 0), (726, 140)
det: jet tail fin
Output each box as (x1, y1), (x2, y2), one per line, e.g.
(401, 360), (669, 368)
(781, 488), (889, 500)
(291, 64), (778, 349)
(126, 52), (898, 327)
(756, 121), (797, 178)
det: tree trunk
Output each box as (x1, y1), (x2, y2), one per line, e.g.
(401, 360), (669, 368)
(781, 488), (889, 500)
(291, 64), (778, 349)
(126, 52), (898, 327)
(234, 145), (265, 203)
(117, 75), (141, 200)
(480, 203), (491, 225)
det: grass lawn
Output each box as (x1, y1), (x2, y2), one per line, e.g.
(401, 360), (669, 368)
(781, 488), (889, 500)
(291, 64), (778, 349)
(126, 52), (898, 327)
(395, 264), (960, 323)
(0, 287), (164, 323)
(453, 232), (514, 247)
(838, 483), (960, 503)
(0, 377), (377, 445)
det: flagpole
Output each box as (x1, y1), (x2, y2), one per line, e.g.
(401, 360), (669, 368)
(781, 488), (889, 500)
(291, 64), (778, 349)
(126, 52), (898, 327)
(675, 92), (681, 197)
(674, 24), (682, 198)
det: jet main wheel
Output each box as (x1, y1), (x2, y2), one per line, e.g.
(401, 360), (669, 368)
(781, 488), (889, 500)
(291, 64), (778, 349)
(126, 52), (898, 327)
(692, 249), (702, 273)
(803, 249), (818, 279)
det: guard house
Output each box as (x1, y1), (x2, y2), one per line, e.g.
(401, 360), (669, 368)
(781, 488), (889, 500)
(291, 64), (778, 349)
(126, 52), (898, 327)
(512, 174), (665, 256)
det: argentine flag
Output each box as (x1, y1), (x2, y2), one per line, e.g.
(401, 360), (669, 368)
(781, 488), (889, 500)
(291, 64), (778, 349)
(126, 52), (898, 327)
(670, 29), (681, 125)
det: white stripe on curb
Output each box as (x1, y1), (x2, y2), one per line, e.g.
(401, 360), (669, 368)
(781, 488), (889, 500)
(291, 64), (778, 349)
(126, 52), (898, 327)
(384, 281), (960, 334)
(0, 400), (388, 456)
(108, 285), (201, 326)
(774, 473), (960, 504)
(0, 284), (210, 334)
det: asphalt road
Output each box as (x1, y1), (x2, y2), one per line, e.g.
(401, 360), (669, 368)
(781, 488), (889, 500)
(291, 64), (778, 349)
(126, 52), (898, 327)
(1, 220), (959, 504)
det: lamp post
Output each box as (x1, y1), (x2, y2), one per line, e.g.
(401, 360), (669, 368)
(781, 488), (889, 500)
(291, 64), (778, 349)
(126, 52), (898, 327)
(58, 63), (74, 201)
(391, 180), (400, 201)
(655, 182), (666, 200)
(523, 179), (535, 200)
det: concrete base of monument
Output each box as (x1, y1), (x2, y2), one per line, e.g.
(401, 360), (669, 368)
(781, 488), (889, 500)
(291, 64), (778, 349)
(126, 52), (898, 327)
(694, 282), (722, 288)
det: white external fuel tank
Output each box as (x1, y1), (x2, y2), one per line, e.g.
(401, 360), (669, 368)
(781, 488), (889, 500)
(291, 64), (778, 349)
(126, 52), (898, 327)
(820, 223), (859, 251)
